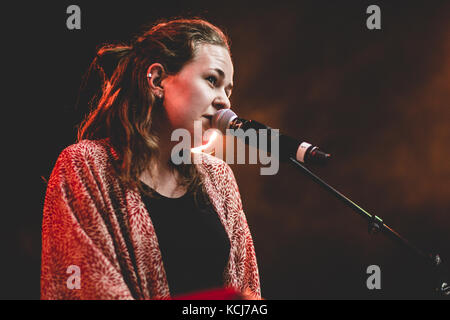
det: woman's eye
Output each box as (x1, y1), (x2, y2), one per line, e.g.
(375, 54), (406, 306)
(206, 76), (217, 85)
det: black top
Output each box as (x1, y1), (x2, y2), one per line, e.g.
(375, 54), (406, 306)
(139, 183), (230, 297)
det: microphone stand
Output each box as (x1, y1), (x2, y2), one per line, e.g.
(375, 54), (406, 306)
(288, 156), (450, 297)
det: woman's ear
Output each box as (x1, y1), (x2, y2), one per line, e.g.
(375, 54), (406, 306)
(146, 63), (165, 97)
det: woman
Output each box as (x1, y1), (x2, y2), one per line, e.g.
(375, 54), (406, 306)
(41, 18), (261, 299)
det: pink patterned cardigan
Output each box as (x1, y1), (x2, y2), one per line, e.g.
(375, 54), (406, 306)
(41, 138), (261, 299)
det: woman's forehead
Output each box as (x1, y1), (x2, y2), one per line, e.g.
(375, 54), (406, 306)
(190, 44), (234, 77)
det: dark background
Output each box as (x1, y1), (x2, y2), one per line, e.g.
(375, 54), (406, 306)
(3, 0), (449, 299)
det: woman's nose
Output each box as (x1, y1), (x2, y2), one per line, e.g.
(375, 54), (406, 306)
(213, 94), (231, 111)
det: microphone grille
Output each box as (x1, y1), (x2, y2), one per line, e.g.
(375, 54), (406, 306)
(212, 109), (238, 134)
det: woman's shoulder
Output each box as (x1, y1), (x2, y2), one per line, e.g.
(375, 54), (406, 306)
(194, 152), (237, 183)
(195, 152), (243, 212)
(58, 138), (117, 166)
(195, 151), (230, 171)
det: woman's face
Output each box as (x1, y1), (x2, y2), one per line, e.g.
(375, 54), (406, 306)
(160, 43), (234, 138)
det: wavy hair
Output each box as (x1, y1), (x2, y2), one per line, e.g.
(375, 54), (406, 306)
(77, 18), (231, 201)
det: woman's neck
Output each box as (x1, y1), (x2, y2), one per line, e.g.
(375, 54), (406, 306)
(139, 121), (187, 197)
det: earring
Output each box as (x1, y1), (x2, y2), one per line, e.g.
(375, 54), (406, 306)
(154, 91), (163, 99)
(147, 73), (152, 78)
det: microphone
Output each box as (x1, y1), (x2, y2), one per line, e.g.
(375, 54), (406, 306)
(211, 109), (331, 165)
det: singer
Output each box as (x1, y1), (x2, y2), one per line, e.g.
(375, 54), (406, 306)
(41, 18), (261, 299)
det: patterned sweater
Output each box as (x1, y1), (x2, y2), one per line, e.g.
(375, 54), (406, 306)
(41, 138), (261, 299)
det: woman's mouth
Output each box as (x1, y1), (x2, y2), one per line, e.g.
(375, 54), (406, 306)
(202, 115), (213, 127)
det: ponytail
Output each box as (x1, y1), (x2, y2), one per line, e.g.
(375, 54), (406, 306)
(76, 43), (132, 116)
(95, 44), (133, 80)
